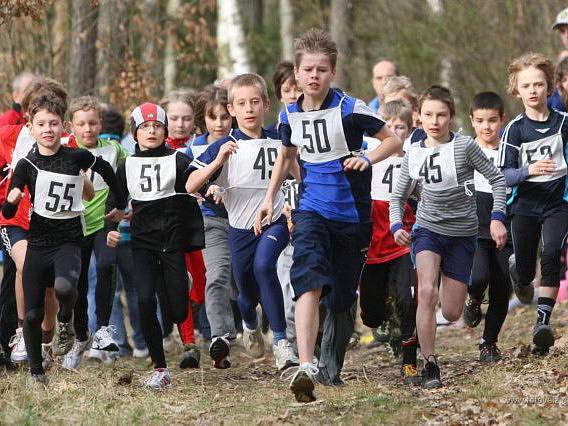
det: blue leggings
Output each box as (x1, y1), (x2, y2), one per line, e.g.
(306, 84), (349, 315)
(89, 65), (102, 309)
(228, 219), (288, 338)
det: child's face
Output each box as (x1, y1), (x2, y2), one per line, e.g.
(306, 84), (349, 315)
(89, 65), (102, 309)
(29, 109), (64, 151)
(205, 104), (232, 140)
(136, 121), (166, 150)
(280, 77), (302, 105)
(516, 66), (548, 109)
(227, 85), (269, 134)
(386, 117), (410, 141)
(558, 25), (568, 49)
(70, 108), (101, 148)
(295, 53), (335, 100)
(559, 73), (568, 94)
(166, 101), (195, 140)
(420, 99), (452, 141)
(470, 109), (503, 145)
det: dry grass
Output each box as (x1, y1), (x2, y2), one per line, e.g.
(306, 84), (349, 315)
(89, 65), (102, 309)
(0, 303), (567, 425)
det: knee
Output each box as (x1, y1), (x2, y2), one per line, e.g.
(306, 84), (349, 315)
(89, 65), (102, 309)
(418, 282), (438, 309)
(170, 304), (188, 324)
(253, 256), (275, 280)
(441, 304), (462, 322)
(54, 278), (76, 300)
(25, 308), (44, 325)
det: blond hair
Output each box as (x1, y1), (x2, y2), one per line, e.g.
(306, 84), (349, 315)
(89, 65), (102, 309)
(294, 28), (338, 70)
(378, 100), (413, 129)
(160, 89), (196, 112)
(68, 95), (101, 120)
(228, 73), (269, 104)
(380, 76), (417, 106)
(507, 52), (554, 96)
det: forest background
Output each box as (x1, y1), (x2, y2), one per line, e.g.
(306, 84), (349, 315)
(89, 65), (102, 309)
(1, 0), (567, 128)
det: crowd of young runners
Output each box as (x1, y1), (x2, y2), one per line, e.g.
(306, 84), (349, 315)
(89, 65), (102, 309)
(0, 25), (566, 403)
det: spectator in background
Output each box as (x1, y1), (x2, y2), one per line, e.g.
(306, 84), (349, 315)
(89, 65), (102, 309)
(368, 60), (398, 112)
(0, 72), (36, 126)
(548, 56), (568, 112)
(553, 7), (568, 61)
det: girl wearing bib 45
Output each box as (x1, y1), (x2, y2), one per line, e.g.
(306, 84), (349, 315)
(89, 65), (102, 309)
(187, 74), (298, 372)
(2, 95), (126, 386)
(499, 53), (568, 354)
(107, 103), (204, 390)
(390, 86), (507, 389)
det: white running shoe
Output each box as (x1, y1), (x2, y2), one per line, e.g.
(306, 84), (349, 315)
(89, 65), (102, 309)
(144, 368), (171, 390)
(92, 326), (119, 352)
(243, 324), (264, 358)
(273, 339), (299, 371)
(41, 343), (54, 370)
(162, 334), (177, 353)
(88, 348), (113, 365)
(282, 362), (319, 403)
(9, 327), (28, 363)
(62, 336), (92, 370)
(132, 347), (150, 359)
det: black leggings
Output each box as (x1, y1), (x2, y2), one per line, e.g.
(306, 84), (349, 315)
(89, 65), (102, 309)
(359, 254), (416, 343)
(132, 248), (189, 369)
(74, 229), (117, 341)
(469, 239), (513, 343)
(23, 243), (81, 374)
(511, 208), (568, 288)
(0, 246), (17, 354)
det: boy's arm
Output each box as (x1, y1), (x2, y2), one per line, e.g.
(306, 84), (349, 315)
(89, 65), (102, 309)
(185, 140), (236, 194)
(2, 160), (28, 219)
(388, 153), (413, 243)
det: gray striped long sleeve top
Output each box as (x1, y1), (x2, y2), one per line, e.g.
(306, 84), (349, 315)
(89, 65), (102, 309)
(389, 133), (507, 237)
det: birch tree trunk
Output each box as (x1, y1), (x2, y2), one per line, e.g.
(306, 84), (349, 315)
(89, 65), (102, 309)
(330, 0), (353, 90)
(69, 0), (98, 96)
(217, 0), (251, 79)
(279, 0), (293, 60)
(163, 0), (180, 94)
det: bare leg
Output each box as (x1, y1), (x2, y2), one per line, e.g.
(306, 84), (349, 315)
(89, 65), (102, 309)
(295, 288), (322, 364)
(439, 275), (468, 322)
(415, 251), (441, 359)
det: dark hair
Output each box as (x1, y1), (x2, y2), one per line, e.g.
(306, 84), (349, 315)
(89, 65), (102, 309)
(21, 77), (68, 114)
(100, 103), (125, 137)
(194, 85), (230, 133)
(418, 85), (455, 117)
(28, 94), (67, 121)
(555, 56), (568, 107)
(469, 92), (505, 116)
(272, 61), (296, 100)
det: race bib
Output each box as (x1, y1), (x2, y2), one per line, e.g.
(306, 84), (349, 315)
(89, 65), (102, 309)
(226, 139), (280, 189)
(282, 179), (300, 209)
(33, 168), (84, 219)
(474, 148), (499, 194)
(520, 133), (567, 182)
(11, 126), (35, 171)
(125, 153), (178, 201)
(88, 144), (119, 191)
(408, 141), (458, 191)
(371, 156), (403, 201)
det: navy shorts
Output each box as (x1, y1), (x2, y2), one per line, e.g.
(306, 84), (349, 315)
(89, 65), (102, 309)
(290, 210), (372, 312)
(411, 225), (476, 284)
(0, 226), (27, 255)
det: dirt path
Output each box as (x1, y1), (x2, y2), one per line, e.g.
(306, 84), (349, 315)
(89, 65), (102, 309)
(0, 303), (567, 425)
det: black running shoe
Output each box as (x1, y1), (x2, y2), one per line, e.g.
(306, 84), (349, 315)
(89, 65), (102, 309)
(532, 323), (554, 354)
(463, 295), (482, 328)
(421, 356), (442, 389)
(509, 254), (534, 304)
(479, 342), (502, 362)
(179, 344), (200, 369)
(209, 335), (231, 369)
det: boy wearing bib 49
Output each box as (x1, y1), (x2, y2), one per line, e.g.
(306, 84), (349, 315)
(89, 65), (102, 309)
(186, 74), (298, 372)
(499, 53), (568, 354)
(390, 86), (507, 389)
(2, 95), (126, 386)
(256, 29), (403, 403)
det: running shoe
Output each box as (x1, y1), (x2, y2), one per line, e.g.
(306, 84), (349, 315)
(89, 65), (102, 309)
(88, 348), (114, 364)
(401, 363), (421, 385)
(532, 323), (555, 354)
(283, 362), (319, 403)
(479, 342), (502, 362)
(162, 334), (177, 353)
(28, 373), (49, 388)
(373, 321), (391, 343)
(243, 324), (264, 358)
(52, 322), (75, 356)
(273, 339), (299, 371)
(179, 344), (200, 369)
(133, 347), (150, 359)
(9, 327), (28, 363)
(41, 343), (54, 370)
(421, 356), (442, 389)
(463, 295), (482, 327)
(144, 368), (171, 390)
(209, 335), (231, 369)
(509, 254), (534, 304)
(92, 326), (119, 352)
(62, 335), (92, 370)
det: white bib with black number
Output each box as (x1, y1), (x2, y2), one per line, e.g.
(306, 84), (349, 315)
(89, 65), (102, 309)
(520, 115), (567, 182)
(286, 96), (350, 163)
(26, 158), (84, 219)
(282, 179), (300, 209)
(125, 153), (177, 201)
(11, 126), (35, 171)
(474, 147), (499, 194)
(88, 144), (119, 191)
(371, 155), (404, 201)
(226, 139), (280, 189)
(408, 140), (458, 191)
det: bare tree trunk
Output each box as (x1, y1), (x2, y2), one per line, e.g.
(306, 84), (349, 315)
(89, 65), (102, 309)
(96, 0), (111, 97)
(217, 0), (251, 79)
(279, 0), (293, 60)
(330, 0), (353, 90)
(163, 0), (180, 94)
(69, 0), (98, 96)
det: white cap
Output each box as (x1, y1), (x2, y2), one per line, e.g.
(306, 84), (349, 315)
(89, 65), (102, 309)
(553, 8), (568, 30)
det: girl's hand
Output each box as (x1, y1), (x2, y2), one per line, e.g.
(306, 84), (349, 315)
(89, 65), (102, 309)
(343, 156), (371, 172)
(490, 220), (507, 250)
(393, 229), (411, 246)
(215, 141), (238, 165)
(105, 208), (125, 222)
(205, 184), (224, 204)
(528, 158), (556, 176)
(7, 188), (22, 204)
(106, 230), (121, 247)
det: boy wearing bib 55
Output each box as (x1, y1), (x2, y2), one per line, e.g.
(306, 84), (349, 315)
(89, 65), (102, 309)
(390, 86), (507, 389)
(2, 95), (125, 386)
(500, 53), (568, 354)
(256, 29), (403, 403)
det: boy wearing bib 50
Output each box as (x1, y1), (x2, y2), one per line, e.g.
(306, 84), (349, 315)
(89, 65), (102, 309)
(2, 95), (125, 386)
(186, 74), (298, 372)
(256, 29), (403, 403)
(390, 86), (507, 389)
(500, 53), (568, 354)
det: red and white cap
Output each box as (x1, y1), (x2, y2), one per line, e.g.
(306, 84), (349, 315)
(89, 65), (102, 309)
(131, 102), (167, 129)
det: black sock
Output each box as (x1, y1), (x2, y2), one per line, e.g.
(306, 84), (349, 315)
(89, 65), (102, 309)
(536, 297), (556, 325)
(41, 328), (54, 344)
(401, 336), (417, 366)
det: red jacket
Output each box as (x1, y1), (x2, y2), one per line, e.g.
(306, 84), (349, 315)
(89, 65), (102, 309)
(0, 105), (25, 126)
